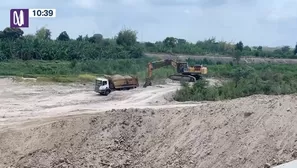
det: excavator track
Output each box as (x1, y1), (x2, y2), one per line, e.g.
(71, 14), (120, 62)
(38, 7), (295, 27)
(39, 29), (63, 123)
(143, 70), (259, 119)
(168, 74), (197, 82)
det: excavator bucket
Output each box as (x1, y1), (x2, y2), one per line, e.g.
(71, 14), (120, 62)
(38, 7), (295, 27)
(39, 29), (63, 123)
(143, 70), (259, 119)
(143, 78), (152, 88)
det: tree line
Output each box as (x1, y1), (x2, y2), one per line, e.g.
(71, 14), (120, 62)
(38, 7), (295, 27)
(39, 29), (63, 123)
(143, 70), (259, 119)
(0, 27), (142, 61)
(147, 37), (297, 58)
(0, 26), (296, 61)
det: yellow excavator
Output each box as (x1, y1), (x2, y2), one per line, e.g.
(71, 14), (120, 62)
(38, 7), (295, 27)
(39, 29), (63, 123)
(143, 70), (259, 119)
(143, 59), (208, 87)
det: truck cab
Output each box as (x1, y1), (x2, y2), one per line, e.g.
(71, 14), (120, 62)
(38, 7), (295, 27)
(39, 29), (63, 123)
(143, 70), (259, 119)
(94, 77), (111, 95)
(95, 75), (139, 95)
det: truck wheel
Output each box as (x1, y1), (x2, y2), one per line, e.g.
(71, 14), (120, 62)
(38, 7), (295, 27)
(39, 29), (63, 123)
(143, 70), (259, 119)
(105, 89), (111, 95)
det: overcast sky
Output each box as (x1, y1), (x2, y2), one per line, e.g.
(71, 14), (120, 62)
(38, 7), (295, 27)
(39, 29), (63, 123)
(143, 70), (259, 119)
(1, 0), (297, 47)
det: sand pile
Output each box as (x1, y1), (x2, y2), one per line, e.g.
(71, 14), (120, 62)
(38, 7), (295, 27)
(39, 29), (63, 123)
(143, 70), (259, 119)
(1, 95), (297, 168)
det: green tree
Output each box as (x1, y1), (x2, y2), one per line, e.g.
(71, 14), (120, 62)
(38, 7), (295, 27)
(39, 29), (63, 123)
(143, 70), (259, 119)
(233, 41), (243, 64)
(116, 29), (137, 46)
(281, 46), (290, 53)
(177, 38), (187, 45)
(36, 27), (51, 40)
(89, 34), (103, 43)
(76, 35), (83, 41)
(56, 31), (70, 41)
(83, 35), (89, 41)
(144, 42), (155, 47)
(257, 46), (262, 51)
(163, 37), (177, 48)
(234, 50), (241, 64)
(235, 41), (243, 52)
(294, 43), (297, 55)
(0, 31), (5, 38)
(243, 46), (251, 51)
(1, 27), (23, 39)
(23, 34), (35, 41)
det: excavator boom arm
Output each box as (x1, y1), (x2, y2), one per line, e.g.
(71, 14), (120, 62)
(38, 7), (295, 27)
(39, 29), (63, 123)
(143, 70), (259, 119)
(143, 59), (176, 87)
(142, 58), (207, 88)
(147, 59), (176, 77)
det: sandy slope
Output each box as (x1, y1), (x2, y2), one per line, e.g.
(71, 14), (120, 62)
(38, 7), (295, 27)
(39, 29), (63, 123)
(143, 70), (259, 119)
(1, 78), (297, 168)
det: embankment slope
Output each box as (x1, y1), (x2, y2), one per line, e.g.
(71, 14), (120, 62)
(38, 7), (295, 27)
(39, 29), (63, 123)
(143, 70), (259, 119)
(1, 93), (297, 167)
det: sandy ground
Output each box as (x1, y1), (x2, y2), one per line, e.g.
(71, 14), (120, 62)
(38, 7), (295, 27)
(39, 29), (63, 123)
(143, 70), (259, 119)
(0, 78), (201, 129)
(1, 78), (297, 167)
(145, 53), (297, 64)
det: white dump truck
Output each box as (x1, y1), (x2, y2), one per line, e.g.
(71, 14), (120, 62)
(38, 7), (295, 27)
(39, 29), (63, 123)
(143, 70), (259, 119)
(94, 74), (139, 95)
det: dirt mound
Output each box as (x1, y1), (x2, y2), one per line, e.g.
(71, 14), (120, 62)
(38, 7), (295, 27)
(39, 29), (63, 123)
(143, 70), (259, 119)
(1, 95), (297, 168)
(104, 74), (136, 80)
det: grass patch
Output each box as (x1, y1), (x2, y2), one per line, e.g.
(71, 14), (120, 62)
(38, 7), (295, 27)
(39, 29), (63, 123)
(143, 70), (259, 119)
(78, 74), (97, 82)
(22, 74), (97, 83)
(0, 57), (175, 83)
(36, 76), (77, 83)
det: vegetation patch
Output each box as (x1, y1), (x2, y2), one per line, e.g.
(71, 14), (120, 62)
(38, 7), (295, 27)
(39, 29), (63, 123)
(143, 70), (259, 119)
(1, 26), (297, 99)
(78, 74), (97, 82)
(174, 64), (297, 101)
(0, 58), (175, 83)
(0, 27), (296, 62)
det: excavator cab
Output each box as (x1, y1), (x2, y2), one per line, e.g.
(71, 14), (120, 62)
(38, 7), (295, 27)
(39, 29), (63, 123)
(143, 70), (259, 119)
(176, 62), (188, 73)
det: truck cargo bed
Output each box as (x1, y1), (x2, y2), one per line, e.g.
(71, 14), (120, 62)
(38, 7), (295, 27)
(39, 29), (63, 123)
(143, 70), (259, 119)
(104, 75), (139, 90)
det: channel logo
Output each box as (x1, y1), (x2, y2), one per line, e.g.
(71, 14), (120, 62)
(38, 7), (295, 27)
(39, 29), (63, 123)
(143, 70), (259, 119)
(10, 9), (29, 28)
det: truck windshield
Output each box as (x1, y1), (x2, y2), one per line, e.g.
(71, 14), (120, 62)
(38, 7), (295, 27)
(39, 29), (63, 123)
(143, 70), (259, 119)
(96, 80), (102, 85)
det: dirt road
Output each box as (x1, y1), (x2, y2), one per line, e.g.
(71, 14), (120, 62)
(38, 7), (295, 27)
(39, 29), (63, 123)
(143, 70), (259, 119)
(145, 53), (297, 64)
(0, 78), (200, 128)
(1, 78), (297, 168)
